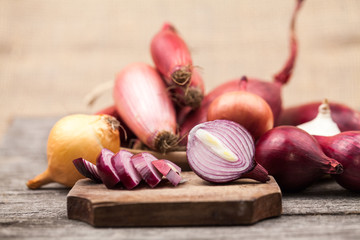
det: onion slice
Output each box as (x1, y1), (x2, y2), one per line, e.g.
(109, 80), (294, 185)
(152, 159), (182, 186)
(131, 152), (162, 188)
(96, 148), (121, 189)
(112, 150), (142, 190)
(187, 120), (268, 183)
(73, 158), (102, 183)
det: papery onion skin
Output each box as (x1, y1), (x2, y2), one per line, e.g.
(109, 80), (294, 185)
(187, 120), (268, 183)
(277, 101), (360, 132)
(315, 132), (360, 192)
(255, 126), (343, 192)
(113, 63), (178, 153)
(151, 22), (193, 86)
(207, 85), (274, 140)
(26, 114), (120, 189)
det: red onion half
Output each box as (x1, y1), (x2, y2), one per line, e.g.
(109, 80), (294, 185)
(186, 120), (269, 183)
(315, 131), (360, 192)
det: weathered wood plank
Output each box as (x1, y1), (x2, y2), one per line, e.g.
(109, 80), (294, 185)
(1, 117), (360, 239)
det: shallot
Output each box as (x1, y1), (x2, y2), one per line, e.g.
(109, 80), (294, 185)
(255, 126), (343, 192)
(151, 22), (193, 86)
(187, 120), (269, 183)
(315, 132), (360, 192)
(113, 62), (178, 153)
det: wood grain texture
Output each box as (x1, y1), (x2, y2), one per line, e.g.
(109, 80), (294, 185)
(1, 118), (360, 239)
(67, 173), (282, 227)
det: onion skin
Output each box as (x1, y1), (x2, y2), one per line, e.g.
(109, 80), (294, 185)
(27, 114), (120, 189)
(207, 83), (274, 140)
(277, 101), (360, 132)
(255, 126), (343, 192)
(151, 22), (193, 86)
(187, 120), (269, 183)
(113, 62), (178, 153)
(315, 132), (360, 192)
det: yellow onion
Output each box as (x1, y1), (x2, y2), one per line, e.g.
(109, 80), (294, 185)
(27, 114), (120, 189)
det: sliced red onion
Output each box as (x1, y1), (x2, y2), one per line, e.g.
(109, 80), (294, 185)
(96, 148), (121, 189)
(187, 120), (266, 183)
(73, 158), (102, 183)
(131, 152), (162, 188)
(112, 150), (142, 190)
(152, 159), (182, 186)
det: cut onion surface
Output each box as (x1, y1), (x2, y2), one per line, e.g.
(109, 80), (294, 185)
(73, 158), (102, 183)
(152, 159), (182, 186)
(112, 150), (142, 190)
(131, 152), (162, 188)
(187, 120), (268, 183)
(96, 148), (121, 189)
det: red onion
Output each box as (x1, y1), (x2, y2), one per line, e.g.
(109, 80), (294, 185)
(207, 77), (274, 140)
(73, 158), (102, 183)
(315, 132), (360, 192)
(96, 148), (121, 189)
(131, 152), (162, 188)
(255, 126), (343, 192)
(179, 0), (304, 142)
(152, 159), (182, 186)
(113, 63), (178, 153)
(187, 120), (269, 183)
(112, 150), (142, 190)
(277, 101), (360, 132)
(151, 22), (193, 86)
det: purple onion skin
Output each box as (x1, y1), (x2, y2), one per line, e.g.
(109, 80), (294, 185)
(255, 126), (343, 192)
(112, 150), (141, 190)
(187, 120), (268, 183)
(315, 132), (360, 192)
(96, 148), (121, 189)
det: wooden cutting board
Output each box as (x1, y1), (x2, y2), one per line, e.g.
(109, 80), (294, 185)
(67, 172), (282, 227)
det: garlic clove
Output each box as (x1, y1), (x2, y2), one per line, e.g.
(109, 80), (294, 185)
(297, 99), (341, 136)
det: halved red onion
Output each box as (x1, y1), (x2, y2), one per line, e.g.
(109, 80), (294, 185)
(187, 120), (268, 183)
(152, 159), (182, 186)
(73, 158), (102, 183)
(131, 152), (162, 188)
(96, 148), (121, 189)
(112, 150), (142, 190)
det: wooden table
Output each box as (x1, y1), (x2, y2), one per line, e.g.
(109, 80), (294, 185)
(1, 117), (360, 239)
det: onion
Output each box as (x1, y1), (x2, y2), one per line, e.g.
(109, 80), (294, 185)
(26, 114), (120, 189)
(151, 22), (193, 86)
(152, 159), (182, 186)
(179, 0), (304, 142)
(277, 101), (360, 132)
(96, 148), (121, 189)
(113, 62), (178, 153)
(73, 158), (102, 183)
(112, 150), (142, 190)
(186, 120), (269, 183)
(131, 152), (162, 188)
(315, 132), (360, 192)
(255, 126), (343, 192)
(207, 77), (274, 140)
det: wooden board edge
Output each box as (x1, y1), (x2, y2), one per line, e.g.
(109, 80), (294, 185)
(67, 195), (95, 227)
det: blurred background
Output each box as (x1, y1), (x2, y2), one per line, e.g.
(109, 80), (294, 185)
(0, 0), (359, 139)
